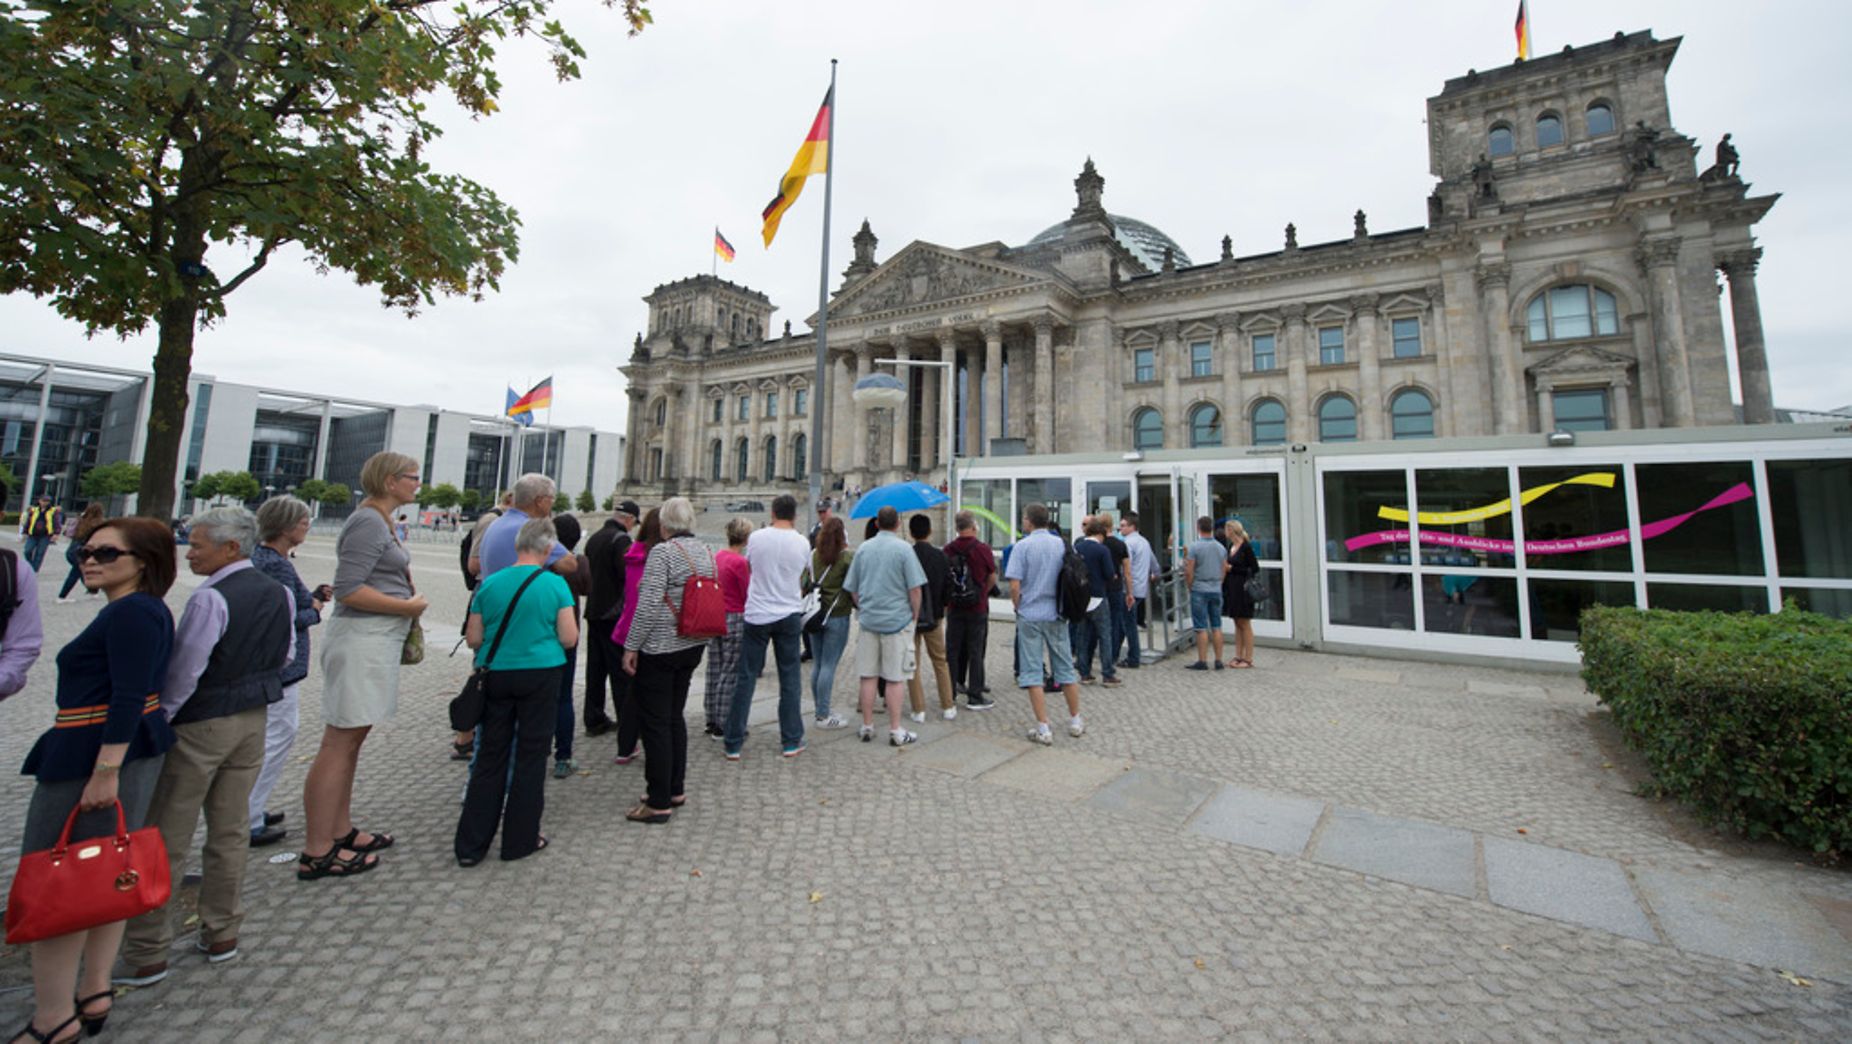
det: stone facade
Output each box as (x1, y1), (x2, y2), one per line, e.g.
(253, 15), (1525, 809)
(621, 30), (1777, 494)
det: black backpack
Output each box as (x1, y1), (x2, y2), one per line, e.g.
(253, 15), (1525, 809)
(459, 509), (501, 591)
(0, 547), (16, 636)
(945, 545), (981, 610)
(1056, 544), (1091, 623)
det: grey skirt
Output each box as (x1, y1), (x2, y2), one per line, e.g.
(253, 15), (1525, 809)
(320, 611), (412, 728)
(21, 755), (165, 855)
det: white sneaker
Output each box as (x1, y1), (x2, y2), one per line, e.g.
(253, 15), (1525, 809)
(816, 714), (849, 730)
(56, 596), (76, 604)
(941, 707), (957, 721)
(858, 724), (875, 742)
(907, 711), (926, 724)
(1068, 715), (1086, 738)
(1028, 724), (1054, 746)
(889, 728), (918, 747)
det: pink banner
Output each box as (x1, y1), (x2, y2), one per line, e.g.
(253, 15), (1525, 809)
(1342, 482), (1754, 556)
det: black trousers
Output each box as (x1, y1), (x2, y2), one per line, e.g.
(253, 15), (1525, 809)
(636, 646), (704, 811)
(944, 612), (988, 695)
(583, 621), (622, 727)
(613, 642), (642, 758)
(455, 667), (560, 862)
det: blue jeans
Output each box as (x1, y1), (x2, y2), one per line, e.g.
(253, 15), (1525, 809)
(1015, 617), (1077, 689)
(1113, 594), (1140, 666)
(20, 535), (50, 573)
(810, 615), (850, 719)
(1190, 590), (1223, 632)
(1069, 600), (1116, 681)
(726, 612), (805, 752)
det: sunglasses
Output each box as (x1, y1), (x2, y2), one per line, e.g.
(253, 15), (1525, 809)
(77, 546), (137, 565)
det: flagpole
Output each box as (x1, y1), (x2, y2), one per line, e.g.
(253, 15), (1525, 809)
(807, 59), (836, 530)
(712, 226), (718, 278)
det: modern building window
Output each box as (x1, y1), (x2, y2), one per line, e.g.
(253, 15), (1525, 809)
(1317, 395), (1358, 442)
(1390, 389), (1436, 439)
(1489, 123), (1514, 157)
(711, 440), (723, 480)
(710, 397), (722, 424)
(1251, 333), (1276, 372)
(1526, 284), (1620, 341)
(765, 392), (777, 419)
(1391, 317), (1422, 358)
(1250, 399), (1286, 446)
(793, 388), (807, 417)
(763, 437), (777, 482)
(735, 437), (749, 481)
(1553, 388), (1611, 432)
(1189, 341), (1213, 378)
(736, 395), (749, 421)
(1586, 102), (1615, 137)
(792, 434), (807, 481)
(1131, 407), (1163, 451)
(1188, 404), (1222, 448)
(1133, 347), (1156, 383)
(1536, 113), (1564, 148)
(1318, 326), (1345, 366)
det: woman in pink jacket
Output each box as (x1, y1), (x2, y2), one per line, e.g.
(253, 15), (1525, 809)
(608, 508), (660, 764)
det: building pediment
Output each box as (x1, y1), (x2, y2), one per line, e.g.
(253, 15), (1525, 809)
(828, 242), (1049, 319)
(1527, 344), (1634, 382)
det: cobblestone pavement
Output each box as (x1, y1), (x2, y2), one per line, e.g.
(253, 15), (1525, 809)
(0, 530), (1847, 1040)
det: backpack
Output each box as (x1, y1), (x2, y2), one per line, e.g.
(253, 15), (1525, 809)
(0, 548), (16, 637)
(945, 544), (981, 610)
(1056, 544), (1091, 623)
(459, 509), (500, 591)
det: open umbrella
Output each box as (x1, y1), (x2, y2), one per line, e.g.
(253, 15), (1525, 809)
(848, 480), (950, 519)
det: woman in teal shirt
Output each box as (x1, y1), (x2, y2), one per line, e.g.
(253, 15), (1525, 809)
(454, 518), (578, 866)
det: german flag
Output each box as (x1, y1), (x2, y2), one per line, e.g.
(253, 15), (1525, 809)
(1514, 1), (1531, 61)
(761, 86), (833, 247)
(714, 228), (736, 262)
(508, 376), (552, 415)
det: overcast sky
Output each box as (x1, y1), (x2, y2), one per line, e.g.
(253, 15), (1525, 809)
(6, 1), (1847, 431)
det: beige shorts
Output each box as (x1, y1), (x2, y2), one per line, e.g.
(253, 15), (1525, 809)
(855, 624), (916, 683)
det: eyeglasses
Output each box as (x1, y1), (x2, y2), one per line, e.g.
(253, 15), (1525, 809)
(77, 546), (137, 565)
(397, 472), (421, 483)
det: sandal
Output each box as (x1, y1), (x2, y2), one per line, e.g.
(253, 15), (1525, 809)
(296, 845), (380, 881)
(449, 739), (472, 761)
(334, 826), (394, 853)
(75, 990), (112, 1035)
(10, 1014), (80, 1044)
(639, 793), (686, 808)
(626, 803), (671, 825)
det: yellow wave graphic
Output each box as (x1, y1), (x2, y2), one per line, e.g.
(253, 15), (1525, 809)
(1376, 472), (1616, 525)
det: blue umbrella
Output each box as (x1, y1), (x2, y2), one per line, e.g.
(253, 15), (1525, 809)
(848, 480), (950, 519)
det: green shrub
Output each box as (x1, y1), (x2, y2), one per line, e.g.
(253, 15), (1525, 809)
(1579, 604), (1852, 859)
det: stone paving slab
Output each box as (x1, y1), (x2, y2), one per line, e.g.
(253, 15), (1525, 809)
(902, 731), (1028, 779)
(1186, 784), (1326, 857)
(978, 747), (1130, 804)
(1086, 766), (1218, 826)
(1468, 678), (1549, 698)
(1310, 806), (1479, 898)
(1483, 835), (1656, 942)
(1334, 667), (1402, 685)
(1634, 868), (1852, 981)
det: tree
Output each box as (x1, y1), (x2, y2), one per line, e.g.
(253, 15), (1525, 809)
(80, 461), (143, 500)
(427, 482), (462, 511)
(195, 470), (260, 504)
(459, 488), (482, 513)
(601, 492), (615, 512)
(319, 482), (353, 509)
(189, 472), (221, 504)
(295, 478), (329, 505)
(0, 1), (652, 520)
(0, 462), (15, 511)
(575, 489), (596, 513)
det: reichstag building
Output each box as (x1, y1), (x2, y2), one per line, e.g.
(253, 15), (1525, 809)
(620, 30), (1777, 496)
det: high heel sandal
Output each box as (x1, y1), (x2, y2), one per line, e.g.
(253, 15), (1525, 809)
(10, 1013), (80, 1044)
(74, 991), (111, 1037)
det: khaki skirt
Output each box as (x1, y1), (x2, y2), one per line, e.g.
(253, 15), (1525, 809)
(319, 612), (412, 728)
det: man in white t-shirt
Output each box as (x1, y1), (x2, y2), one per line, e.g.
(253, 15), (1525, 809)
(724, 494), (814, 760)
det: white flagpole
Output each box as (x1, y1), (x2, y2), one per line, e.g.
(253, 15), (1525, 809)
(807, 60), (837, 530)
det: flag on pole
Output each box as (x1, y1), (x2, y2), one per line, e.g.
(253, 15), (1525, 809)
(714, 228), (737, 262)
(761, 86), (833, 247)
(1514, 1), (1531, 60)
(508, 376), (552, 416)
(505, 387), (534, 427)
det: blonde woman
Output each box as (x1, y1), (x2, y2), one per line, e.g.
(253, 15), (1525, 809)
(299, 452), (427, 879)
(1222, 520), (1260, 668)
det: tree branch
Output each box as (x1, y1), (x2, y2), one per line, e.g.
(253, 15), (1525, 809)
(203, 236), (286, 299)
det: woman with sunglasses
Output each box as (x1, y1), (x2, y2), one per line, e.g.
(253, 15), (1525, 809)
(13, 519), (177, 1043)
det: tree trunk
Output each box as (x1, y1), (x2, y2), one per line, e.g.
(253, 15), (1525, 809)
(135, 294), (200, 520)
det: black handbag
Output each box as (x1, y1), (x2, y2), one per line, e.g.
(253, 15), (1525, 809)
(449, 569), (544, 732)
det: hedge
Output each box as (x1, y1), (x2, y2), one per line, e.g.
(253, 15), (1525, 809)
(1579, 604), (1852, 859)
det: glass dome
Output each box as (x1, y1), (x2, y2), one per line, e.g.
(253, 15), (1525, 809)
(1026, 214), (1192, 271)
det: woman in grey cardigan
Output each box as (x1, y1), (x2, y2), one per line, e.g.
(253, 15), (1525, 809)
(619, 497), (713, 824)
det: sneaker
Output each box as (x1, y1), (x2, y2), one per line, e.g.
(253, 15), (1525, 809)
(1213, 660), (1225, 671)
(113, 961), (169, 987)
(858, 724), (875, 742)
(703, 723), (724, 740)
(941, 706), (958, 721)
(1027, 724), (1054, 746)
(612, 751), (639, 765)
(56, 596), (76, 604)
(552, 759), (576, 779)
(1118, 659), (1141, 670)
(1079, 674), (1096, 685)
(782, 742), (807, 758)
(1101, 676), (1122, 687)
(889, 729), (918, 747)
(816, 714), (849, 730)
(196, 938), (239, 964)
(966, 696), (996, 711)
(723, 747), (742, 762)
(907, 711), (926, 724)
(1185, 661), (1209, 672)
(1068, 715), (1086, 738)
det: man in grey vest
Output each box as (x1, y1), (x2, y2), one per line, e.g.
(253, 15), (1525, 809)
(118, 507), (294, 986)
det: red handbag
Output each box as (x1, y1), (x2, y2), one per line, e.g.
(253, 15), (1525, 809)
(665, 541), (727, 640)
(5, 800), (171, 945)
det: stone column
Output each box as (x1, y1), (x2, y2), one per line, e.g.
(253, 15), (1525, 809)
(1032, 317), (1055, 453)
(891, 342), (913, 471)
(829, 351), (852, 476)
(746, 380), (763, 483)
(1157, 320), (1182, 448)
(1217, 313), (1243, 445)
(1535, 384), (1554, 431)
(1610, 378), (1632, 431)
(1641, 237), (1695, 427)
(1476, 261), (1524, 434)
(938, 329), (959, 466)
(1717, 247), (1773, 425)
(1352, 293), (1383, 440)
(625, 389), (646, 482)
(981, 321), (1003, 456)
(854, 347), (875, 475)
(1282, 303), (1310, 443)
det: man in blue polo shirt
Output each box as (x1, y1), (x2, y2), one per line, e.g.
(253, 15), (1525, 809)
(1004, 502), (1084, 745)
(473, 474), (578, 582)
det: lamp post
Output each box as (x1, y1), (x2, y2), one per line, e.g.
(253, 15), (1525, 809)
(853, 356), (957, 504)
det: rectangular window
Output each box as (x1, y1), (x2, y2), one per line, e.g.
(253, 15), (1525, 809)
(1318, 326), (1345, 366)
(765, 392), (777, 419)
(736, 396), (749, 422)
(1636, 461), (1762, 576)
(1133, 347), (1155, 383)
(1189, 341), (1213, 378)
(1552, 388), (1609, 432)
(1548, 286), (1593, 339)
(1251, 334), (1276, 372)
(793, 388), (808, 417)
(1768, 458), (1852, 579)
(711, 398), (722, 424)
(1391, 318), (1422, 358)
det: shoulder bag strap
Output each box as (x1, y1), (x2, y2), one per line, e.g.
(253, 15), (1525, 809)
(481, 569), (545, 670)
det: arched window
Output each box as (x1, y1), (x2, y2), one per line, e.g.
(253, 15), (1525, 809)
(1488, 123), (1514, 157)
(735, 438), (749, 482)
(763, 437), (777, 483)
(710, 440), (723, 480)
(1250, 399), (1286, 446)
(1131, 407), (1163, 451)
(1188, 404), (1222, 448)
(1526, 284), (1620, 341)
(1317, 395), (1358, 442)
(653, 398), (666, 427)
(792, 434), (807, 481)
(1536, 113), (1564, 148)
(1586, 102), (1615, 137)
(1390, 389), (1435, 440)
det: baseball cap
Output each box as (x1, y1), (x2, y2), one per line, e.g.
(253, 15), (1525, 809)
(615, 499), (641, 518)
